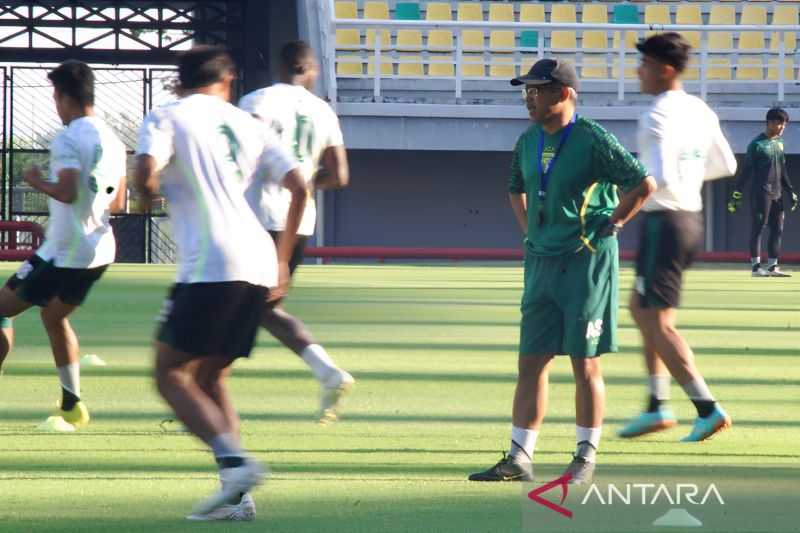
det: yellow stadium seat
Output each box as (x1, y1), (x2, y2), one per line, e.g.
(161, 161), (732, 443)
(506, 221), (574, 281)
(519, 4), (545, 23)
(429, 30), (453, 51)
(582, 31), (608, 78)
(489, 56), (515, 78)
(709, 5), (735, 25)
(551, 4), (576, 23)
(335, 1), (357, 19)
(398, 54), (423, 76)
(461, 55), (485, 77)
(425, 2), (451, 21)
(582, 4), (608, 24)
(490, 31), (515, 52)
(736, 56), (764, 80)
(739, 32), (766, 51)
(364, 2), (390, 50)
(366, 55), (393, 76)
(461, 30), (485, 51)
(675, 5), (701, 52)
(336, 29), (360, 50)
(336, 54), (362, 76)
(364, 1), (388, 19)
(550, 4), (576, 52)
(707, 58), (732, 80)
(767, 58), (795, 81)
(397, 29), (422, 51)
(489, 3), (514, 22)
(645, 5), (671, 25)
(429, 55), (454, 77)
(741, 5), (767, 25)
(457, 2), (483, 21)
(771, 6), (798, 52)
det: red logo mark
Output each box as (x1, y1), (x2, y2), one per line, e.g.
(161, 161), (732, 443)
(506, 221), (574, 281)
(527, 472), (573, 519)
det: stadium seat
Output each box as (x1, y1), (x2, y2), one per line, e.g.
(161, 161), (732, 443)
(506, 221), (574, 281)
(366, 55), (393, 76)
(335, 1), (357, 19)
(489, 56), (515, 78)
(488, 3), (513, 22)
(458, 3), (485, 52)
(611, 4), (639, 79)
(767, 58), (796, 81)
(364, 1), (388, 19)
(770, 5), (798, 53)
(582, 4), (608, 24)
(519, 4), (544, 53)
(740, 5), (767, 26)
(707, 5), (735, 80)
(644, 4), (671, 25)
(336, 29), (360, 50)
(736, 57), (764, 80)
(550, 4), (577, 52)
(581, 31), (608, 78)
(336, 55), (362, 76)
(397, 29), (422, 51)
(398, 54), (423, 76)
(490, 31), (515, 52)
(461, 55), (485, 77)
(428, 55), (454, 77)
(736, 6), (767, 80)
(674, 4), (701, 80)
(425, 2), (451, 21)
(428, 29), (453, 51)
(364, 2), (390, 51)
(395, 2), (421, 20)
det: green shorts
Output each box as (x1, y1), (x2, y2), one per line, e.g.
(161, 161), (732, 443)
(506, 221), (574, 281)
(519, 239), (619, 358)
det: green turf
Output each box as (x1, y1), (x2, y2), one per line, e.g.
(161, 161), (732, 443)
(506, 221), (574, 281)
(0, 264), (797, 532)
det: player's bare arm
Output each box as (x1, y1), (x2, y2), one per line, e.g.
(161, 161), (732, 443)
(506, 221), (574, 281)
(108, 175), (128, 213)
(313, 145), (349, 190)
(23, 165), (78, 204)
(508, 193), (527, 234)
(270, 167), (307, 301)
(608, 176), (657, 228)
(133, 154), (161, 212)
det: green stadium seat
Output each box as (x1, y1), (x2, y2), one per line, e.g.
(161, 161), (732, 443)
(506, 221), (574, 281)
(395, 2), (421, 20)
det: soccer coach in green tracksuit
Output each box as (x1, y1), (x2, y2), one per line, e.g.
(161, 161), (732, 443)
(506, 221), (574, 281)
(469, 59), (657, 485)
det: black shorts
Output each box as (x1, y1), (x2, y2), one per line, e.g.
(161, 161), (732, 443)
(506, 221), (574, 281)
(5, 254), (107, 307)
(268, 231), (308, 276)
(635, 210), (703, 309)
(156, 281), (268, 359)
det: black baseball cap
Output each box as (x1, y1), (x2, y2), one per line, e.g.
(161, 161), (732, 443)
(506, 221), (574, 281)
(510, 58), (579, 89)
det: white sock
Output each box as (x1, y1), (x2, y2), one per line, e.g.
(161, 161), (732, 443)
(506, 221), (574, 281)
(681, 377), (714, 401)
(576, 425), (601, 450)
(751, 256), (761, 267)
(509, 426), (538, 463)
(648, 374), (671, 401)
(301, 344), (338, 383)
(57, 362), (80, 398)
(768, 258), (778, 268)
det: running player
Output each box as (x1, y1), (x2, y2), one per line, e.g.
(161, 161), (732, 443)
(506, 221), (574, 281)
(728, 107), (797, 277)
(135, 46), (306, 520)
(0, 60), (126, 429)
(619, 33), (737, 442)
(239, 41), (354, 424)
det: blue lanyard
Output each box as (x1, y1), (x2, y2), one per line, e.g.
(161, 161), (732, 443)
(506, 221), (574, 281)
(536, 114), (577, 199)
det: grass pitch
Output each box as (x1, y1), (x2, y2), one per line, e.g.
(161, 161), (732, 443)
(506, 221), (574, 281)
(0, 263), (797, 532)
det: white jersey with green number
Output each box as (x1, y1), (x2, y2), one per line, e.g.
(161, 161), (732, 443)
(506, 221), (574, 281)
(36, 115), (126, 269)
(136, 94), (297, 287)
(239, 83), (344, 236)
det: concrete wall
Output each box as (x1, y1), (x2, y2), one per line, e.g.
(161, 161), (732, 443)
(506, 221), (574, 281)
(322, 150), (800, 255)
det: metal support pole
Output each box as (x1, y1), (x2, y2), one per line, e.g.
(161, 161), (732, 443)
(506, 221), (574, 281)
(373, 28), (382, 100)
(455, 30), (463, 98)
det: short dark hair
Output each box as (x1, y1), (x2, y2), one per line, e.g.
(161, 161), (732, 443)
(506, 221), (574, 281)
(280, 41), (314, 75)
(47, 60), (94, 107)
(178, 45), (236, 90)
(636, 32), (692, 74)
(766, 107), (789, 123)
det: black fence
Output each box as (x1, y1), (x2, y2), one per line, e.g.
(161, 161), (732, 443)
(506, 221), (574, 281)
(1, 66), (179, 263)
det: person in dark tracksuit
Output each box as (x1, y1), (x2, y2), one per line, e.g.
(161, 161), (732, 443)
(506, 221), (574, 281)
(729, 107), (798, 277)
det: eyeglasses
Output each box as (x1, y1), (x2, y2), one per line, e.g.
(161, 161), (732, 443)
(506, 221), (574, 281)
(521, 84), (564, 98)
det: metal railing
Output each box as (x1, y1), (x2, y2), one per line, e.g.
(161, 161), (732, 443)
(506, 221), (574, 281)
(327, 13), (800, 103)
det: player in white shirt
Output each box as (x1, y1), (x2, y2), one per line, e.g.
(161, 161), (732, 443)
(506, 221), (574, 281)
(619, 33), (737, 442)
(0, 61), (127, 429)
(239, 41), (354, 424)
(134, 46), (306, 521)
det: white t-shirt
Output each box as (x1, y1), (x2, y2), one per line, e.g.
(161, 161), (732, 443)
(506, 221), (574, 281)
(36, 116), (125, 268)
(136, 94), (297, 287)
(238, 83), (344, 235)
(638, 90), (737, 212)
